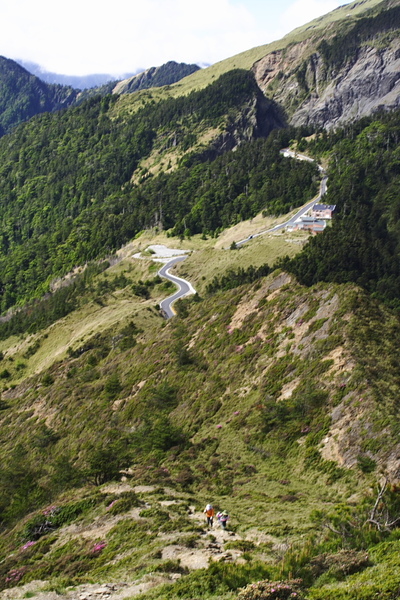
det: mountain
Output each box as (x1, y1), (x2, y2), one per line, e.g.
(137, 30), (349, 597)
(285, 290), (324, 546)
(3, 0), (398, 135)
(0, 240), (399, 600)
(0, 59), (201, 136)
(112, 61), (201, 93)
(253, 0), (400, 129)
(0, 0), (400, 599)
(16, 59), (138, 89)
(76, 61), (201, 102)
(0, 56), (78, 135)
(0, 69), (287, 313)
(124, 0), (399, 131)
(17, 60), (200, 93)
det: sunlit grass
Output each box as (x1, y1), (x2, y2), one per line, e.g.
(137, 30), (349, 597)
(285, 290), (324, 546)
(111, 0), (384, 120)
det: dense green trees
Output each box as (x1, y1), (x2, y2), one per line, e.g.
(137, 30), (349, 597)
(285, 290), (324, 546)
(285, 110), (400, 308)
(0, 56), (78, 135)
(0, 69), (316, 313)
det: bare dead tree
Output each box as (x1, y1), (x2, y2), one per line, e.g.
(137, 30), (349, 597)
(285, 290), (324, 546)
(365, 477), (400, 532)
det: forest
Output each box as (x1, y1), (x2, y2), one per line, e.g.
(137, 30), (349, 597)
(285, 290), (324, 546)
(0, 56), (77, 136)
(317, 5), (400, 73)
(284, 110), (400, 309)
(0, 70), (317, 313)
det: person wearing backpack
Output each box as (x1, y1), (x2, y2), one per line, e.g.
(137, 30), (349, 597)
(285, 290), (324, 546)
(217, 510), (229, 529)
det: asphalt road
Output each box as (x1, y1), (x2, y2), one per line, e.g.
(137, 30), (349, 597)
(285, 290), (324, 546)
(158, 150), (326, 312)
(158, 256), (196, 318)
(236, 151), (328, 246)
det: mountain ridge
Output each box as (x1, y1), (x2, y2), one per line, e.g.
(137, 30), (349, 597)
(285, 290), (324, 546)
(0, 59), (201, 136)
(0, 56), (78, 135)
(0, 1), (399, 598)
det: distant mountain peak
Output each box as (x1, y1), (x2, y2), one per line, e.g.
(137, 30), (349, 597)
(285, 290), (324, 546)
(15, 59), (139, 89)
(112, 61), (201, 95)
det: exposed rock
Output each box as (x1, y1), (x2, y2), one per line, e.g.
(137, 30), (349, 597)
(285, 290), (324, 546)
(193, 91), (285, 162)
(290, 42), (400, 129)
(113, 61), (200, 95)
(254, 29), (400, 129)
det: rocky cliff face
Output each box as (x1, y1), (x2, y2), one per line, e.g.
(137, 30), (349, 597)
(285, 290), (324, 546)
(291, 42), (400, 129)
(113, 61), (200, 94)
(197, 91), (285, 162)
(253, 7), (400, 129)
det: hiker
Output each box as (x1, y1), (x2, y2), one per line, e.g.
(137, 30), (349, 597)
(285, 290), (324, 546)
(217, 510), (229, 529)
(203, 503), (215, 528)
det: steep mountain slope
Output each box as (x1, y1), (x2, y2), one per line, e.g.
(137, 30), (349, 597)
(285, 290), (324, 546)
(254, 1), (400, 129)
(117, 0), (399, 131)
(113, 61), (200, 94)
(0, 56), (78, 135)
(0, 59), (201, 135)
(0, 2), (400, 597)
(0, 260), (399, 599)
(151, 0), (388, 98)
(0, 69), (289, 313)
(1, 0), (397, 137)
(77, 61), (201, 102)
(283, 109), (400, 308)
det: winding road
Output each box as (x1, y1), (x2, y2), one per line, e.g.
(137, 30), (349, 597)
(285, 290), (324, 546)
(158, 256), (196, 319)
(155, 150), (326, 317)
(236, 150), (328, 246)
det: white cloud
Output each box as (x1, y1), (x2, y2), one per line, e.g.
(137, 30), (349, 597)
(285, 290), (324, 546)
(0, 0), (350, 75)
(1, 0), (261, 75)
(280, 0), (344, 33)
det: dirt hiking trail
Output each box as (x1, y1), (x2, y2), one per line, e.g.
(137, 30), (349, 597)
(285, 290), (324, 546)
(0, 485), (255, 600)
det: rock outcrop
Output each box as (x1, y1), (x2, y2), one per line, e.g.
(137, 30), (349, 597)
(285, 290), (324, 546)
(253, 5), (400, 129)
(113, 61), (200, 95)
(291, 42), (400, 129)
(192, 91), (285, 163)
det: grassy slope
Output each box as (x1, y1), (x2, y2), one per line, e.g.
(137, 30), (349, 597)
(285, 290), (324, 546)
(112, 0), (388, 120)
(1, 2), (399, 597)
(0, 246), (399, 597)
(0, 210), (307, 381)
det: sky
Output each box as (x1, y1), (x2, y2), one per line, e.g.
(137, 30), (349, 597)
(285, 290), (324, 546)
(2, 0), (350, 76)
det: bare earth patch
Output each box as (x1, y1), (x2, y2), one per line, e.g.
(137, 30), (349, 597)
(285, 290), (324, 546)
(228, 274), (291, 331)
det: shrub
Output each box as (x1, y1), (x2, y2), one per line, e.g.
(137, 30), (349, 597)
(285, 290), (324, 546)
(175, 534), (198, 548)
(132, 283), (150, 299)
(106, 491), (142, 515)
(226, 540), (256, 552)
(139, 506), (170, 528)
(237, 579), (305, 600)
(153, 559), (188, 574)
(141, 561), (271, 598)
(309, 549), (371, 581)
(5, 567), (27, 586)
(357, 454), (376, 473)
(104, 373), (122, 399)
(41, 373), (54, 386)
(22, 513), (57, 541)
(22, 498), (97, 541)
(175, 468), (195, 487)
(85, 443), (129, 485)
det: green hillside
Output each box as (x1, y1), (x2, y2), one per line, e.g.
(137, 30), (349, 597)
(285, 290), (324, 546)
(77, 61), (201, 102)
(0, 259), (399, 599)
(0, 69), (291, 312)
(110, 0), (391, 107)
(0, 0), (399, 598)
(0, 56), (78, 135)
(283, 110), (400, 309)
